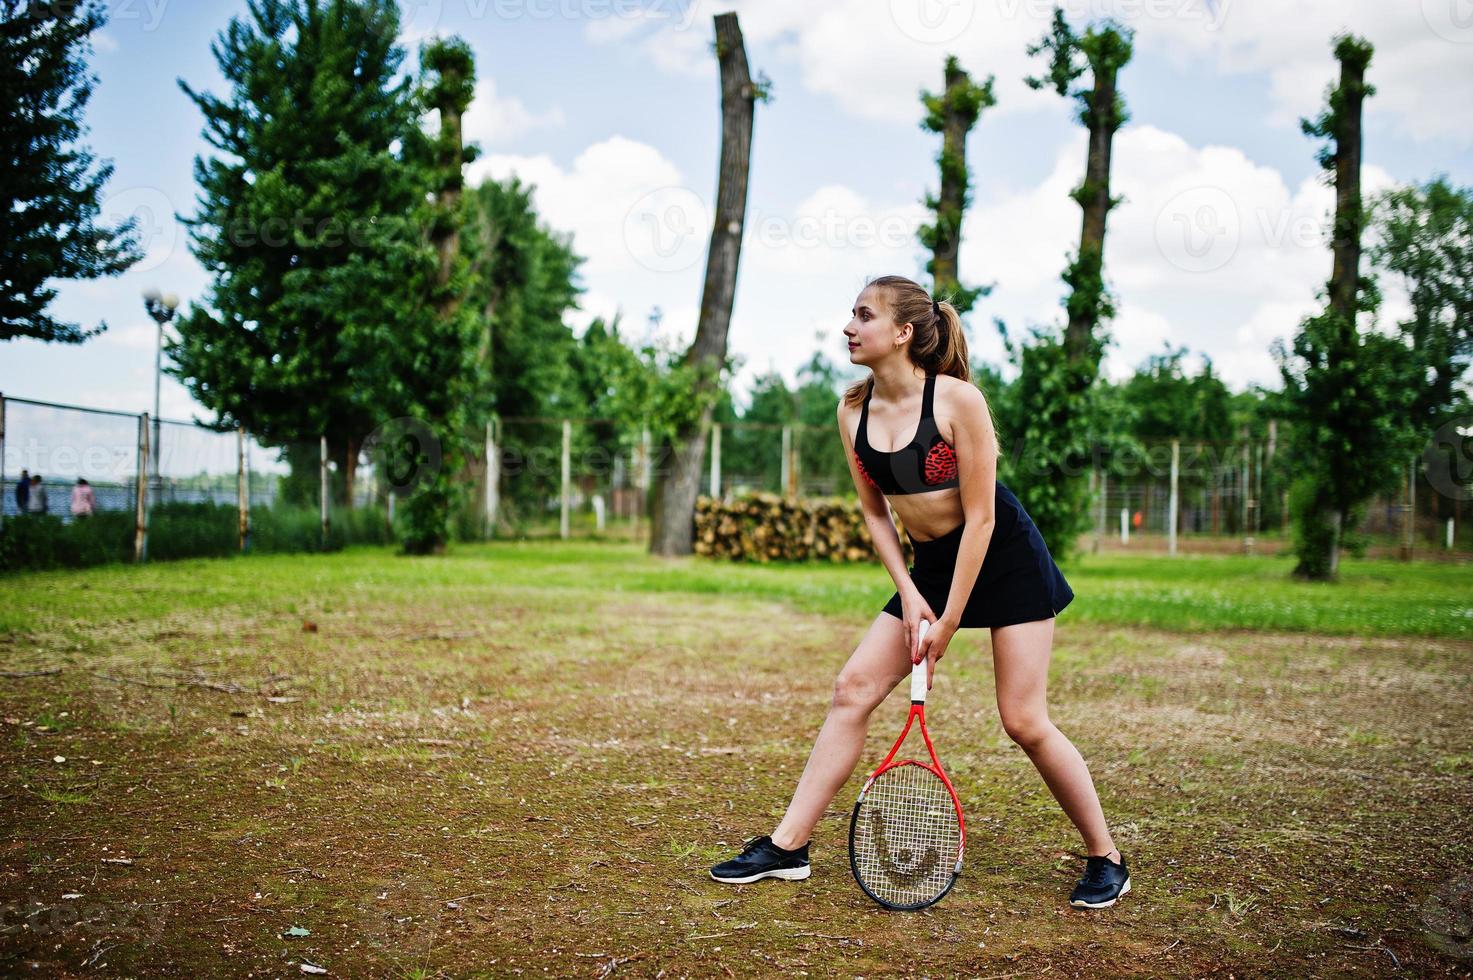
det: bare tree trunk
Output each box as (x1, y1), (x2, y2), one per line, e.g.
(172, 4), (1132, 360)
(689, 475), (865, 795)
(341, 436), (359, 508)
(1328, 49), (1365, 324)
(1065, 56), (1121, 365)
(649, 11), (757, 556)
(930, 60), (968, 296)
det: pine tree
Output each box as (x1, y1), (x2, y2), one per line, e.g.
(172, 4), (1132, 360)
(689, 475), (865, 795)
(0, 0), (142, 342)
(171, 0), (426, 505)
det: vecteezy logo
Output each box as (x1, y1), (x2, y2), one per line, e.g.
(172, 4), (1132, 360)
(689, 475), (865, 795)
(1422, 0), (1473, 43)
(361, 417), (443, 497)
(98, 186), (178, 274)
(622, 186), (709, 273)
(890, 0), (974, 44)
(1154, 185), (1241, 273)
(1423, 415), (1473, 501)
(356, 874), (445, 966)
(1421, 871), (1473, 959)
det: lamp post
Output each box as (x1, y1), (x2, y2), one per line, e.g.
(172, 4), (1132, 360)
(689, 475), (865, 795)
(142, 289), (179, 497)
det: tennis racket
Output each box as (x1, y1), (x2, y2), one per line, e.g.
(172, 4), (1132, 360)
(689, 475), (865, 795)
(848, 618), (966, 910)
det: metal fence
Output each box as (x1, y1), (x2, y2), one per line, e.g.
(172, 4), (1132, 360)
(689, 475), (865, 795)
(0, 393), (384, 558)
(5, 392), (1467, 559)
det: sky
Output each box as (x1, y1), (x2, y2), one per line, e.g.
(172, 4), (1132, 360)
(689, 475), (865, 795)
(4, 0), (1473, 434)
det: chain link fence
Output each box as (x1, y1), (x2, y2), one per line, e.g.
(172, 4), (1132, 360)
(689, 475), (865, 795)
(5, 392), (1468, 560)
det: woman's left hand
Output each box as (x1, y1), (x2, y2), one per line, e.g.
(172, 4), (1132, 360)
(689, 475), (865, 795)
(915, 615), (957, 690)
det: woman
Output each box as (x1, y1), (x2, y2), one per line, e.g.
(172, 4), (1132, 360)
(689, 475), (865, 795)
(709, 275), (1130, 909)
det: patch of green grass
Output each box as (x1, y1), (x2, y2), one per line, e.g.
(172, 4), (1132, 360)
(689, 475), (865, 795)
(1, 538), (1467, 639)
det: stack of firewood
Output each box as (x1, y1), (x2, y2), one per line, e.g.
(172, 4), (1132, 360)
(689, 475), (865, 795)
(693, 492), (915, 564)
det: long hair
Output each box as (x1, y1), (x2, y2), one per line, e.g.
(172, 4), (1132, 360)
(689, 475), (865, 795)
(841, 275), (971, 409)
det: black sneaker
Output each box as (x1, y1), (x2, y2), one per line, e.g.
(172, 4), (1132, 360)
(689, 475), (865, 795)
(1069, 851), (1130, 909)
(709, 834), (811, 884)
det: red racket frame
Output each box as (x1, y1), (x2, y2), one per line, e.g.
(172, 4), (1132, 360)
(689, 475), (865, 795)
(850, 620), (967, 903)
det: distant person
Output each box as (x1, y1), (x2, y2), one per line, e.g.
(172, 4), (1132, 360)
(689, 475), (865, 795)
(14, 468), (29, 514)
(71, 478), (96, 518)
(27, 474), (47, 515)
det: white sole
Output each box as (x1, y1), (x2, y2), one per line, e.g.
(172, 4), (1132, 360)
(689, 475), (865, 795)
(1070, 875), (1130, 909)
(710, 865), (811, 884)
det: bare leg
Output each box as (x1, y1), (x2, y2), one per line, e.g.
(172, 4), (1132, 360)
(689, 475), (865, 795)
(770, 613), (912, 850)
(992, 617), (1119, 860)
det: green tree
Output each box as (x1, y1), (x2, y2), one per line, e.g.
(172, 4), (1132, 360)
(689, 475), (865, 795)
(919, 54), (996, 315)
(1003, 8), (1134, 561)
(1119, 344), (1233, 443)
(383, 35), (485, 554)
(1, 0), (141, 342)
(171, 0), (425, 506)
(1368, 176), (1473, 432)
(1271, 34), (1420, 580)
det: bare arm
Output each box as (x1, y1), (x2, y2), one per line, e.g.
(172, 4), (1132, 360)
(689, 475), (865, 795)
(935, 383), (999, 630)
(837, 400), (916, 602)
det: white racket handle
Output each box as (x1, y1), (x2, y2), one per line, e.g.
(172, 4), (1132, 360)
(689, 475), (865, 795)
(910, 619), (930, 703)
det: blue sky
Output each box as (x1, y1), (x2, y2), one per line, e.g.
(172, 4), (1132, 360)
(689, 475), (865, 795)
(4, 0), (1473, 435)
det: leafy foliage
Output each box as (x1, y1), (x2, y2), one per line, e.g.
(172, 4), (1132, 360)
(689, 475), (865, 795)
(1273, 34), (1420, 580)
(0, 0), (141, 342)
(918, 54), (996, 314)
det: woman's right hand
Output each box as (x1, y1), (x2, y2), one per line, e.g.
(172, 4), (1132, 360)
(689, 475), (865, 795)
(899, 586), (938, 665)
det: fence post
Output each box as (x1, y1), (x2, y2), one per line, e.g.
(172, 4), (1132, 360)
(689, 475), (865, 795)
(485, 417), (500, 538)
(639, 424), (651, 538)
(707, 418), (718, 498)
(779, 426), (790, 497)
(788, 425), (801, 498)
(560, 418), (571, 540)
(319, 435), (329, 550)
(1254, 442), (1263, 533)
(1242, 441), (1254, 556)
(1088, 465), (1098, 554)
(1096, 468), (1107, 553)
(1119, 506), (1129, 545)
(1168, 439), (1179, 557)
(237, 426), (248, 552)
(135, 413), (150, 562)
(1402, 456), (1415, 561)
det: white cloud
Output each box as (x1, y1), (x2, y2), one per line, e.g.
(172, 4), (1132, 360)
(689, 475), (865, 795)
(956, 121), (1408, 390)
(461, 77), (564, 150)
(594, 0), (1473, 143)
(1141, 1), (1473, 143)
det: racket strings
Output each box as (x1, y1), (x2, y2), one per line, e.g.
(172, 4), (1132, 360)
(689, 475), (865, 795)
(851, 762), (961, 908)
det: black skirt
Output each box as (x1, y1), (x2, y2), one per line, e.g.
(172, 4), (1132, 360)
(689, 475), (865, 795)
(881, 482), (1074, 629)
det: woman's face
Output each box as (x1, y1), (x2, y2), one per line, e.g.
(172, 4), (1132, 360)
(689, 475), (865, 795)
(844, 286), (906, 366)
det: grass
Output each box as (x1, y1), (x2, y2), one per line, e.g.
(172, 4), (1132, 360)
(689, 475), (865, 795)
(0, 540), (1470, 976)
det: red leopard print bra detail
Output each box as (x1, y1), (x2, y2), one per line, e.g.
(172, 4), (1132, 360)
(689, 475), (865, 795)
(923, 439), (959, 484)
(852, 373), (961, 495)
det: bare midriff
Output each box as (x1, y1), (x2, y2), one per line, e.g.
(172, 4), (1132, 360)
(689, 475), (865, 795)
(882, 485), (964, 542)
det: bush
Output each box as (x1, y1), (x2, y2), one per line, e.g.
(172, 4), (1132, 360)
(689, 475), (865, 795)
(0, 500), (395, 574)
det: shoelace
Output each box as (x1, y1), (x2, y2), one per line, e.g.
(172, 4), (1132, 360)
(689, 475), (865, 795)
(1083, 855), (1116, 887)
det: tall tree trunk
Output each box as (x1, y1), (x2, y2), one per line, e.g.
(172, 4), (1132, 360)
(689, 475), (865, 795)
(1065, 56), (1121, 367)
(930, 61), (967, 297)
(649, 11), (757, 556)
(1293, 38), (1371, 581)
(341, 436), (359, 508)
(922, 57), (994, 313)
(1327, 48), (1365, 326)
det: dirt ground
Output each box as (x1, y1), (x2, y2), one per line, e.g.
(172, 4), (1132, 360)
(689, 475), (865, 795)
(2, 569), (1471, 978)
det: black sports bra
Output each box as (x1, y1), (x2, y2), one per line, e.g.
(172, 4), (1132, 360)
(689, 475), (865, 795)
(853, 373), (960, 495)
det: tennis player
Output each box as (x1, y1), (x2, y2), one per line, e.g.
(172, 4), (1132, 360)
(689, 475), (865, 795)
(709, 274), (1130, 909)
